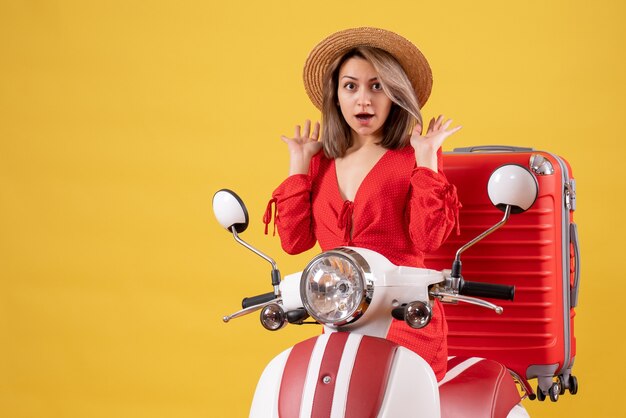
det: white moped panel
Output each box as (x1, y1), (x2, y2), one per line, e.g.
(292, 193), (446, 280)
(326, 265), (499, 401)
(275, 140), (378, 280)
(249, 347), (291, 418)
(377, 346), (441, 418)
(507, 404), (530, 418)
(280, 272), (303, 311)
(335, 281), (440, 339)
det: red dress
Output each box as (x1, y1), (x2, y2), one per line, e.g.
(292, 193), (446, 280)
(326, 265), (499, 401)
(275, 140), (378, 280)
(264, 145), (460, 381)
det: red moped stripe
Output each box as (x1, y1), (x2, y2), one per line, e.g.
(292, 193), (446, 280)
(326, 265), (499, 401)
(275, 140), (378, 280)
(445, 356), (465, 372)
(345, 336), (398, 418)
(311, 332), (350, 418)
(279, 337), (317, 418)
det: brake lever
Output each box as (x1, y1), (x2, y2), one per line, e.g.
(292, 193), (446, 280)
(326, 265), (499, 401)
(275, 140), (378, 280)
(222, 297), (282, 323)
(429, 290), (503, 314)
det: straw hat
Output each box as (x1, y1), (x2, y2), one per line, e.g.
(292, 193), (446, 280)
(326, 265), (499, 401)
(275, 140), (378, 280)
(303, 27), (433, 110)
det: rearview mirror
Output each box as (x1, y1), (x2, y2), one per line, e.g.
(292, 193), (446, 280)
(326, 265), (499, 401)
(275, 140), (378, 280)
(212, 189), (249, 233)
(488, 164), (538, 214)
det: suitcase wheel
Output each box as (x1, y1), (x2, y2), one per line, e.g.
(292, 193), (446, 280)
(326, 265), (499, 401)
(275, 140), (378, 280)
(548, 383), (560, 402)
(568, 375), (579, 395)
(558, 375), (567, 395)
(558, 374), (579, 396)
(536, 382), (561, 402)
(536, 385), (546, 401)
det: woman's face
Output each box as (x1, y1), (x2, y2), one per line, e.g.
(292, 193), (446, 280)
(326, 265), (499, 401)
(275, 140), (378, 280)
(336, 57), (392, 141)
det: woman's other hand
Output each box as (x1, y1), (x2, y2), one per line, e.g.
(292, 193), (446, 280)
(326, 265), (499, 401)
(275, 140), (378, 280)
(281, 120), (323, 175)
(411, 115), (462, 172)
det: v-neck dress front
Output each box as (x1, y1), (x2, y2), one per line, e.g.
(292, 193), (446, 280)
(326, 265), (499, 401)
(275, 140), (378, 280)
(264, 145), (460, 381)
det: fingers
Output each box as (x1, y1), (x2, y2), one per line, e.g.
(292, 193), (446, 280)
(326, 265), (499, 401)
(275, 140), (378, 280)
(427, 117), (435, 134)
(413, 123), (422, 136)
(434, 114), (444, 130)
(441, 118), (462, 134)
(302, 119), (311, 138)
(437, 124), (462, 142)
(311, 121), (320, 140)
(428, 115), (461, 134)
(447, 125), (463, 135)
(294, 120), (320, 139)
(284, 120), (321, 146)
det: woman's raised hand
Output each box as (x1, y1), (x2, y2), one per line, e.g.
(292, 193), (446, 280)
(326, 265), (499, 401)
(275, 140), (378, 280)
(281, 120), (323, 175)
(411, 115), (462, 172)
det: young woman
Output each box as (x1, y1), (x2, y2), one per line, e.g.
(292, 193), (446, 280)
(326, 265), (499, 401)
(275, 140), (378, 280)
(263, 27), (461, 381)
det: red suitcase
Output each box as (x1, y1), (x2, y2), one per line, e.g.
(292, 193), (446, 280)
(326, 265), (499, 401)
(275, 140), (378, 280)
(425, 145), (580, 401)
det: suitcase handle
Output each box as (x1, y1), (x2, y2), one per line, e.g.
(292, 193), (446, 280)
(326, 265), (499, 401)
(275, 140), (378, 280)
(570, 223), (581, 308)
(452, 145), (534, 153)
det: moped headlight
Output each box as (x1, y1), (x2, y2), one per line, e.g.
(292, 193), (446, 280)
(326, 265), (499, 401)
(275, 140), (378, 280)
(300, 248), (373, 326)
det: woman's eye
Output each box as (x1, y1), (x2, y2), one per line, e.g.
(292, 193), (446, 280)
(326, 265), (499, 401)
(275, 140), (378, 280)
(344, 82), (356, 90)
(372, 82), (383, 91)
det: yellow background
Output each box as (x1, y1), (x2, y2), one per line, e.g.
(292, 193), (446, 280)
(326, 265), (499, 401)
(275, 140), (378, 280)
(1, 0), (624, 417)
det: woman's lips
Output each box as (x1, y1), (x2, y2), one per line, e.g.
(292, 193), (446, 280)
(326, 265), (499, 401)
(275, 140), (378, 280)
(355, 113), (374, 125)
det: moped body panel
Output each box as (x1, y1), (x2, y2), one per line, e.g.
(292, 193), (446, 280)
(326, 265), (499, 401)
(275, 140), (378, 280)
(249, 333), (440, 418)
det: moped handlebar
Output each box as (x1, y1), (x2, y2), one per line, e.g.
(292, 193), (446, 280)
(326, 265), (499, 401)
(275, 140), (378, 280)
(459, 279), (515, 301)
(242, 292), (277, 309)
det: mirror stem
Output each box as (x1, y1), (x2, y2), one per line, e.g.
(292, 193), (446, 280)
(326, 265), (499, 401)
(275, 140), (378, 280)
(451, 205), (512, 278)
(231, 227), (282, 295)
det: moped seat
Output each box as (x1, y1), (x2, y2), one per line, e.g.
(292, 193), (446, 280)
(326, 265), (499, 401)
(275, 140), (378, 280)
(439, 357), (522, 418)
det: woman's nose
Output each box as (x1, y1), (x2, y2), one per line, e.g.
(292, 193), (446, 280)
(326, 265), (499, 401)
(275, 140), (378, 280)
(357, 90), (371, 106)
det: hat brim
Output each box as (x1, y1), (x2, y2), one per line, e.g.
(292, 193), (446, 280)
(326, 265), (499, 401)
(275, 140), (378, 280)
(303, 27), (433, 110)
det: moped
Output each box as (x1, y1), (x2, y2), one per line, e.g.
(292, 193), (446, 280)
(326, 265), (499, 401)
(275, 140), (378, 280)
(213, 164), (539, 417)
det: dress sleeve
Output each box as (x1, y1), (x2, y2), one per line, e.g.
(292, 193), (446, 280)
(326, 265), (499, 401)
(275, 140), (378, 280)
(407, 157), (461, 253)
(263, 156), (319, 254)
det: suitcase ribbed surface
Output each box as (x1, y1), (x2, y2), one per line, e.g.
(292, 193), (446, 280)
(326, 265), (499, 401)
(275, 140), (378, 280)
(425, 151), (575, 381)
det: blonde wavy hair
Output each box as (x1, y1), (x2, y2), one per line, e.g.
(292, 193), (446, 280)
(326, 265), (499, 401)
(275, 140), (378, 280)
(321, 46), (423, 158)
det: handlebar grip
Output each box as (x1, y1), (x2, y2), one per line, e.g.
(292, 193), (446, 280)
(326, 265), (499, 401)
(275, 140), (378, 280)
(241, 292), (276, 309)
(459, 280), (515, 301)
